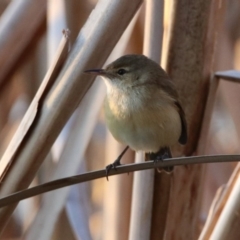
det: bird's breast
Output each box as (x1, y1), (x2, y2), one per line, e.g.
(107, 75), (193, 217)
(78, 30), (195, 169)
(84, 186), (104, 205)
(104, 90), (181, 152)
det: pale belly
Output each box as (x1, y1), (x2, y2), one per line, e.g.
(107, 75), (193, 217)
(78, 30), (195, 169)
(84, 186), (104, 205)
(104, 99), (181, 153)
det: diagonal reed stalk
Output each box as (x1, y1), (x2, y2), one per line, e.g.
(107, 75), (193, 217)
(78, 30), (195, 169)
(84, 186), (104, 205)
(0, 0), (143, 234)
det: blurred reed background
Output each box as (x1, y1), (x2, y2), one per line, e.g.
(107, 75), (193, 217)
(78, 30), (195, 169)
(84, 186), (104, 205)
(0, 0), (240, 239)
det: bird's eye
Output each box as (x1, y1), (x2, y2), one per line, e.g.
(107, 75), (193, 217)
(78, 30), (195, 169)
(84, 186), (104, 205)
(117, 69), (126, 75)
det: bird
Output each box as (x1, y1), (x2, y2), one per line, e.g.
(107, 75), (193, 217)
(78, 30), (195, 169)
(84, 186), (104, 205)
(85, 54), (187, 178)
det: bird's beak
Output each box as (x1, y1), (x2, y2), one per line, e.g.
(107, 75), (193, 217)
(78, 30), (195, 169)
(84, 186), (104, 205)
(84, 69), (106, 76)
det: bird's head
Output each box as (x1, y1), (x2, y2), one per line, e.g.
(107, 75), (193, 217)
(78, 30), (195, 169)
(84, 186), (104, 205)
(84, 54), (162, 93)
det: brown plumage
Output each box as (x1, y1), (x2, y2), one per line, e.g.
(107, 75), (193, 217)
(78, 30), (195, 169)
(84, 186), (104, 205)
(85, 54), (187, 175)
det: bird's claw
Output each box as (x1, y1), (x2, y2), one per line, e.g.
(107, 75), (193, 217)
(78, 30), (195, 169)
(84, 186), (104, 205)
(157, 166), (174, 173)
(105, 158), (121, 181)
(153, 155), (173, 173)
(146, 150), (173, 174)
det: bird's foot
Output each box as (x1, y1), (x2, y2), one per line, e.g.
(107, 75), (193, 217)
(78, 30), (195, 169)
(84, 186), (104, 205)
(153, 152), (170, 162)
(154, 154), (173, 173)
(105, 157), (121, 181)
(105, 146), (129, 181)
(146, 148), (173, 174)
(157, 166), (173, 174)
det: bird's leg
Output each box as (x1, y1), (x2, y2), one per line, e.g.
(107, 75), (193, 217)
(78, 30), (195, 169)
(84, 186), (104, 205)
(145, 147), (171, 161)
(145, 147), (173, 173)
(105, 146), (129, 180)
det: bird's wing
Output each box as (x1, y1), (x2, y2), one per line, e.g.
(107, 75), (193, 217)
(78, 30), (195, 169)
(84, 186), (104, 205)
(154, 69), (188, 145)
(174, 101), (188, 145)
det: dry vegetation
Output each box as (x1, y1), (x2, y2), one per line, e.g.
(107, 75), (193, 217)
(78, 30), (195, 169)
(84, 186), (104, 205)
(0, 0), (240, 239)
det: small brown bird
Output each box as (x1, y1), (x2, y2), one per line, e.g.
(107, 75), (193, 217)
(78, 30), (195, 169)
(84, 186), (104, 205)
(85, 54), (187, 177)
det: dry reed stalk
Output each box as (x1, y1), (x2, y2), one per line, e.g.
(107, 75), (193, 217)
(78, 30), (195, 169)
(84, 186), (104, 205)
(0, 0), (142, 234)
(129, 0), (164, 239)
(163, 0), (224, 239)
(0, 0), (46, 88)
(0, 155), (240, 208)
(101, 13), (139, 240)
